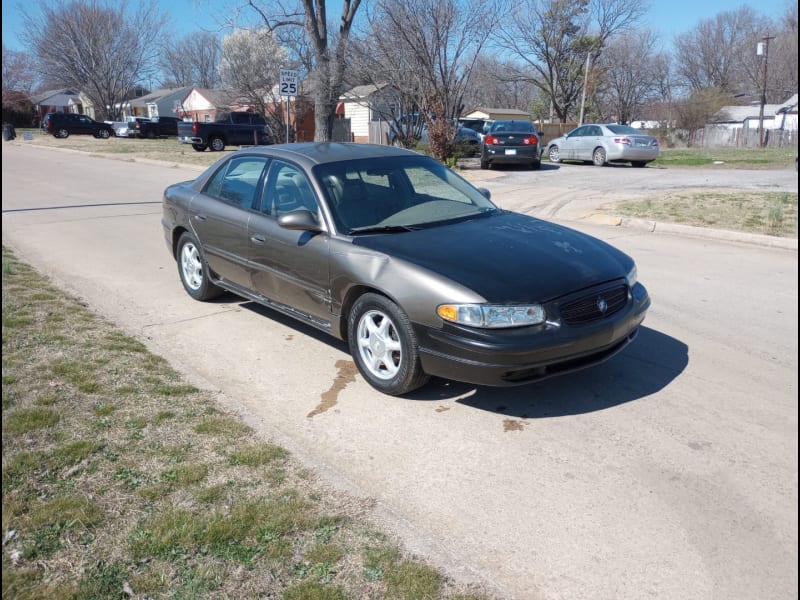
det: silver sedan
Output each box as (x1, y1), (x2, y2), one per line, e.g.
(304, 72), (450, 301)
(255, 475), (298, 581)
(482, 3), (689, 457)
(546, 124), (659, 167)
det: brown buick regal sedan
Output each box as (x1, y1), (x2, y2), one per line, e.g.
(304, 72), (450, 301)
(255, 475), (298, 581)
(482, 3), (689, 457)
(162, 143), (650, 395)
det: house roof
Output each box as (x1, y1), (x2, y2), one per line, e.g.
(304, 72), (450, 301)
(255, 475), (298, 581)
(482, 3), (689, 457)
(341, 83), (389, 100)
(32, 88), (81, 106)
(464, 107), (531, 119)
(713, 104), (783, 123)
(128, 86), (194, 115)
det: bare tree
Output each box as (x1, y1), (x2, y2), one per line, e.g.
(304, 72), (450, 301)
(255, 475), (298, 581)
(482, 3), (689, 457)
(350, 0), (499, 158)
(673, 87), (736, 145)
(219, 28), (288, 137)
(672, 7), (770, 96)
(22, 0), (166, 120)
(495, 0), (647, 122)
(595, 30), (667, 124)
(461, 56), (539, 113)
(244, 0), (361, 142)
(160, 32), (222, 88)
(2, 46), (39, 98)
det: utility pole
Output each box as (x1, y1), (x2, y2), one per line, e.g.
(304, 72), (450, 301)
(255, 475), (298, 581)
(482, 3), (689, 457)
(756, 35), (775, 148)
(578, 50), (592, 125)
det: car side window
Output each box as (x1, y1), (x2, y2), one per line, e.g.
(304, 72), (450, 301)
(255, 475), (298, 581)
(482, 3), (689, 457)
(570, 126), (586, 137)
(260, 161), (319, 218)
(204, 156), (269, 210)
(590, 126), (602, 136)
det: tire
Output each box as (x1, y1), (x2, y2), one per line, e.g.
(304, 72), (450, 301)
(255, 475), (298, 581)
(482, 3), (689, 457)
(146, 130), (156, 139)
(548, 145), (560, 163)
(592, 147), (607, 166)
(348, 293), (430, 396)
(176, 232), (223, 301)
(192, 144), (207, 152)
(631, 161), (647, 168)
(56, 128), (70, 139)
(98, 129), (110, 139)
(209, 136), (225, 152)
(480, 158), (489, 170)
(531, 160), (541, 170)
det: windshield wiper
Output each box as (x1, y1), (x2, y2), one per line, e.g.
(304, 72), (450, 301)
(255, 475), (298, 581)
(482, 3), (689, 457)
(348, 224), (421, 234)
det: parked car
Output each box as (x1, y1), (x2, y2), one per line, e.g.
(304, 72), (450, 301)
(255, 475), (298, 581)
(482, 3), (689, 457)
(131, 116), (182, 139)
(162, 143), (650, 396)
(389, 114), (480, 155)
(125, 117), (152, 138)
(480, 119), (541, 170)
(546, 123), (660, 167)
(106, 121), (130, 137)
(42, 113), (114, 139)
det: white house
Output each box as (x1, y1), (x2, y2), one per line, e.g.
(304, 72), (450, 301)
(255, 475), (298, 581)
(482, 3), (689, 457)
(339, 84), (395, 143)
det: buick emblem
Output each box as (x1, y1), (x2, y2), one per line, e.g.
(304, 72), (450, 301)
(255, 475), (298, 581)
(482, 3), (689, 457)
(596, 298), (608, 313)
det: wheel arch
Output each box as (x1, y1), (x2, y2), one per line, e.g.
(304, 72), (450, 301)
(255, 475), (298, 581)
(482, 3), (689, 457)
(336, 284), (402, 341)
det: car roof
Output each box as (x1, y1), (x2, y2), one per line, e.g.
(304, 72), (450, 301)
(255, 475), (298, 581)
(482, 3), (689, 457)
(234, 142), (419, 167)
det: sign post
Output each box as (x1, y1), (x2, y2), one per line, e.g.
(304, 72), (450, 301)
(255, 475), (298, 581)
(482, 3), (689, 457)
(279, 68), (299, 144)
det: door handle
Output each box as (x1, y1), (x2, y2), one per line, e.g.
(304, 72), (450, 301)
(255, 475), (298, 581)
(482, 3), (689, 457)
(193, 214), (207, 222)
(250, 235), (266, 244)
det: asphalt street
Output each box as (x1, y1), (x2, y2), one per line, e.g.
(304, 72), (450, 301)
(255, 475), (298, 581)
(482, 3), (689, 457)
(2, 142), (797, 600)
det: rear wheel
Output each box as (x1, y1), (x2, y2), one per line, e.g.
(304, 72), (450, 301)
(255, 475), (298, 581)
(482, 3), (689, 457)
(176, 232), (223, 301)
(98, 129), (110, 139)
(192, 144), (207, 152)
(209, 136), (225, 152)
(146, 130), (156, 139)
(480, 158), (489, 169)
(56, 128), (70, 139)
(348, 293), (429, 396)
(531, 160), (541, 170)
(592, 147), (607, 166)
(548, 145), (560, 163)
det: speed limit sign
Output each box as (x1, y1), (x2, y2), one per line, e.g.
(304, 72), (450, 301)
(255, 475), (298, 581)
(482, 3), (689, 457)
(279, 68), (299, 97)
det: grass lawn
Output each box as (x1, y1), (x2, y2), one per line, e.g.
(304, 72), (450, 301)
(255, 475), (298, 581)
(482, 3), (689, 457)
(1, 248), (491, 600)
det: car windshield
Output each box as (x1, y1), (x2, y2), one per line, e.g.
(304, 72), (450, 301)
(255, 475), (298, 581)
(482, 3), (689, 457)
(606, 124), (643, 135)
(313, 155), (497, 234)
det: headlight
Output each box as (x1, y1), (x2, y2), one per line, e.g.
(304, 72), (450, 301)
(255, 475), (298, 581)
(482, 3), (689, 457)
(626, 265), (638, 288)
(437, 303), (545, 328)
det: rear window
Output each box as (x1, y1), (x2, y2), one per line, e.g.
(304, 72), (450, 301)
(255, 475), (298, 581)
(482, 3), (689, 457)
(490, 120), (535, 133)
(606, 125), (641, 135)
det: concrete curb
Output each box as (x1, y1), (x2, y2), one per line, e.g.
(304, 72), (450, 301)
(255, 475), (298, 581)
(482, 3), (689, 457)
(583, 214), (797, 250)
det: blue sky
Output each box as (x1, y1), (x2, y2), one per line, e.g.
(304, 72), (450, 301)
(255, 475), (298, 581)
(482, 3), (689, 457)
(2, 0), (793, 53)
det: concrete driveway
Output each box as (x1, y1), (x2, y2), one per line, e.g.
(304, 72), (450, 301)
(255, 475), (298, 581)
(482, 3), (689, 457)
(2, 143), (797, 600)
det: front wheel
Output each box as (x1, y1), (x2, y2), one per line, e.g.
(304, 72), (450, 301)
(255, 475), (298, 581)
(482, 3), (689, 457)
(56, 128), (70, 139)
(176, 232), (223, 301)
(192, 143), (207, 152)
(98, 129), (110, 139)
(548, 145), (560, 163)
(209, 136), (225, 152)
(592, 147), (607, 166)
(348, 293), (430, 396)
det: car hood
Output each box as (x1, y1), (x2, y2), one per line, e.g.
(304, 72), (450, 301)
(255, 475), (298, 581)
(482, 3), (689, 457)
(352, 211), (633, 302)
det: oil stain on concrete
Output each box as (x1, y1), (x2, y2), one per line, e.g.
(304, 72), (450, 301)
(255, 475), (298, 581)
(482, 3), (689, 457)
(307, 359), (357, 418)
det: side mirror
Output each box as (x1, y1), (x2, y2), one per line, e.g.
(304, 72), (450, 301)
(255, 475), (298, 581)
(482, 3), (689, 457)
(277, 209), (322, 232)
(477, 187), (491, 201)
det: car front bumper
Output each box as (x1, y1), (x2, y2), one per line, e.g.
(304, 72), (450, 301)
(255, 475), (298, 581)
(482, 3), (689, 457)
(413, 282), (650, 387)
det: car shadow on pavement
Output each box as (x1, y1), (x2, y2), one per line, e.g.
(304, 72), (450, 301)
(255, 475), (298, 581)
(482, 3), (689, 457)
(405, 327), (689, 417)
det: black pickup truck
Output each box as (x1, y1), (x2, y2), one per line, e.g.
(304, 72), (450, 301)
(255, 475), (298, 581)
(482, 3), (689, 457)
(177, 112), (272, 152)
(129, 116), (182, 139)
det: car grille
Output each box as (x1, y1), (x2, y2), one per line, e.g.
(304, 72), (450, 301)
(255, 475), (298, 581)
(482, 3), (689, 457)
(560, 284), (628, 325)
